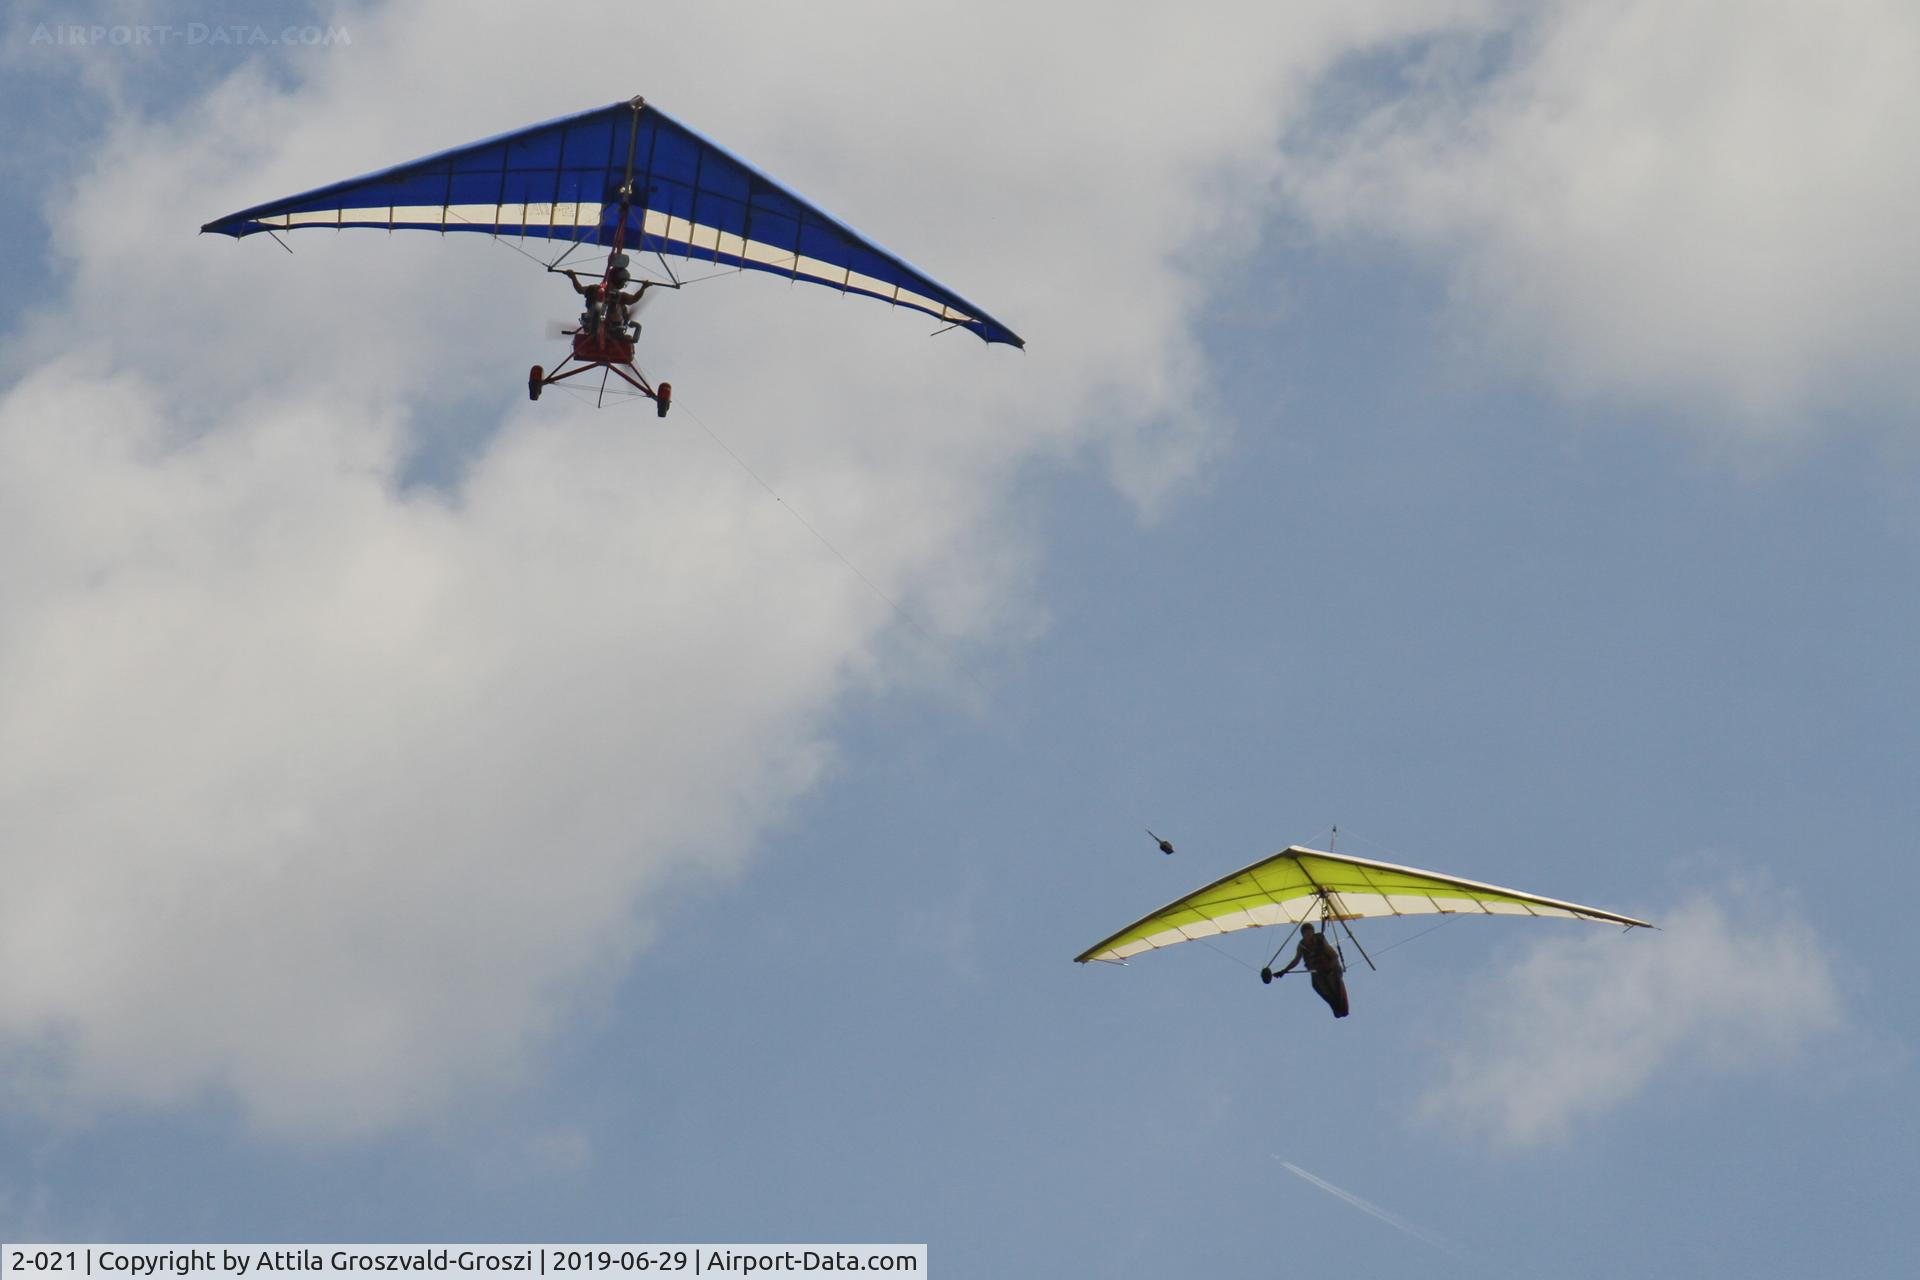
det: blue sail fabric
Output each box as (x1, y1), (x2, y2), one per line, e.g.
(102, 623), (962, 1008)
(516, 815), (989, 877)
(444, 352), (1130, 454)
(202, 97), (1023, 347)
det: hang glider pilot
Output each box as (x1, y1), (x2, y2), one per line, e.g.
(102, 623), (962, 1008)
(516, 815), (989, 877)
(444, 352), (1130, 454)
(562, 269), (605, 335)
(1262, 922), (1350, 1019)
(563, 253), (653, 342)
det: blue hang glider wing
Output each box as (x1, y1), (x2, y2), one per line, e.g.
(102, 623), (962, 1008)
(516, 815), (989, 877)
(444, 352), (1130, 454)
(202, 96), (1023, 348)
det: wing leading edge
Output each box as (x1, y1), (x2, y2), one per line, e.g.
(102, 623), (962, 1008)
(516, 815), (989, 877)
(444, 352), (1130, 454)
(201, 97), (1023, 347)
(1075, 846), (1652, 964)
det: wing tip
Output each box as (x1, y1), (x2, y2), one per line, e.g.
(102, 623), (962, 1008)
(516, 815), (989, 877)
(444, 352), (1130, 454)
(971, 323), (1024, 348)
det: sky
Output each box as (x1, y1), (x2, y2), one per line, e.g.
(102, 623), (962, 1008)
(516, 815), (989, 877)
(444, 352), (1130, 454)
(2, 1), (1918, 1275)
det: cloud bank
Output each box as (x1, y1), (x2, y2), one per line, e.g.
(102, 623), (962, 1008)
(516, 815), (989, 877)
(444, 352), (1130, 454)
(1282, 0), (1920, 427)
(1417, 884), (1847, 1148)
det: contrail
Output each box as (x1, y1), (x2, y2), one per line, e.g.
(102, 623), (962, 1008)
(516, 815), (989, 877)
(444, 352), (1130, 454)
(1273, 1157), (1467, 1261)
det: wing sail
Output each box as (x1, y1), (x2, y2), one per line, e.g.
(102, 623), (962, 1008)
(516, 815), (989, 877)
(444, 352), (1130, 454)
(201, 97), (1023, 347)
(1075, 846), (1651, 964)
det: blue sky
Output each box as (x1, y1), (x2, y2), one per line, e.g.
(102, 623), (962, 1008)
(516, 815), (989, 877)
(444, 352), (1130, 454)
(3, 2), (1918, 1276)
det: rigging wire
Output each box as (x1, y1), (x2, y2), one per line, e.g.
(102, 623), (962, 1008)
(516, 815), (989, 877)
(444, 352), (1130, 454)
(1194, 935), (1256, 973)
(448, 210), (700, 288)
(1370, 914), (1461, 958)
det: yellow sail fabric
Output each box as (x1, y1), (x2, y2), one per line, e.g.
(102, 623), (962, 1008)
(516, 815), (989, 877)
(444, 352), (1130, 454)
(1075, 846), (1651, 964)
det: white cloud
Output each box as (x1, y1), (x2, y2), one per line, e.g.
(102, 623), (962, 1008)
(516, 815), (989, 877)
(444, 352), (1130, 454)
(1416, 883), (1847, 1148)
(0, 2), (1476, 1137)
(0, 361), (855, 1135)
(1282, 0), (1920, 427)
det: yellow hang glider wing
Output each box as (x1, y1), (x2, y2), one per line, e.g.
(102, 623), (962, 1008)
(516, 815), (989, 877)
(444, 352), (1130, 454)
(1075, 845), (1651, 964)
